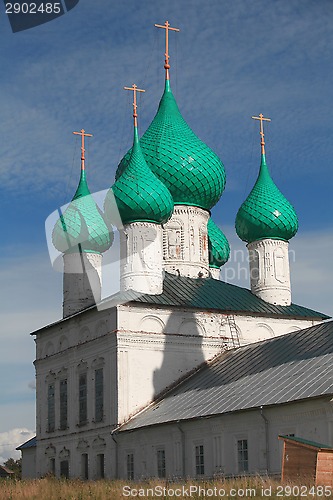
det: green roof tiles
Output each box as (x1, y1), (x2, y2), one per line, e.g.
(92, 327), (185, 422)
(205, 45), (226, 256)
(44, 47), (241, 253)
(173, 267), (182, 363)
(116, 80), (226, 211)
(208, 218), (230, 268)
(235, 154), (298, 243)
(52, 168), (113, 254)
(105, 127), (174, 225)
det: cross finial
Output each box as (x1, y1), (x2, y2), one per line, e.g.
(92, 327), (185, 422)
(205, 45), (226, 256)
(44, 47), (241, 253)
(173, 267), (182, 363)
(155, 20), (180, 80)
(252, 114), (271, 155)
(73, 129), (93, 171)
(124, 84), (145, 128)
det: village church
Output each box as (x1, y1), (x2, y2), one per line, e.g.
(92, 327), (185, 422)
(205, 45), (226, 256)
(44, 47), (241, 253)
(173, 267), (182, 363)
(17, 22), (333, 481)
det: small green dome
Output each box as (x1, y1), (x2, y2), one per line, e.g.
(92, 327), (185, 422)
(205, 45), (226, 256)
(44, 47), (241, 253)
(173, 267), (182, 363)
(208, 218), (230, 268)
(116, 80), (226, 211)
(235, 154), (298, 243)
(105, 127), (174, 225)
(52, 168), (113, 254)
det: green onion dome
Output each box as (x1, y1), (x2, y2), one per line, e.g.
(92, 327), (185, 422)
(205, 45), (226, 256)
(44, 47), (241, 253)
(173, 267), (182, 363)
(116, 80), (226, 211)
(235, 153), (298, 243)
(52, 168), (113, 254)
(208, 218), (230, 268)
(105, 126), (174, 225)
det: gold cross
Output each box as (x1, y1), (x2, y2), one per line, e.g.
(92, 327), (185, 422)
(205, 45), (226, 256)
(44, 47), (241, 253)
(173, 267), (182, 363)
(252, 113), (271, 154)
(124, 84), (145, 127)
(73, 129), (93, 170)
(155, 20), (180, 79)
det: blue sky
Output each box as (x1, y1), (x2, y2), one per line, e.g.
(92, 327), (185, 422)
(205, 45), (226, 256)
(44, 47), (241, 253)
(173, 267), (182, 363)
(0, 0), (333, 461)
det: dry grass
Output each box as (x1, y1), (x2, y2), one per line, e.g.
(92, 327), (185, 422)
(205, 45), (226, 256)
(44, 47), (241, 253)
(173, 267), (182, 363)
(0, 476), (331, 499)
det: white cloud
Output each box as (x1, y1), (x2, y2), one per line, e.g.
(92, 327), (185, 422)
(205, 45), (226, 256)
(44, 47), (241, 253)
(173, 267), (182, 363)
(0, 428), (35, 464)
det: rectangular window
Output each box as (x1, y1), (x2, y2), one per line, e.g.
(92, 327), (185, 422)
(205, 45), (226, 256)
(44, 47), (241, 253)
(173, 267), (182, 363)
(60, 379), (68, 430)
(95, 368), (104, 423)
(60, 460), (69, 478)
(97, 454), (105, 479)
(47, 383), (55, 432)
(79, 373), (87, 424)
(81, 453), (88, 480)
(157, 448), (166, 478)
(195, 444), (205, 476)
(49, 458), (55, 475)
(237, 439), (249, 472)
(127, 453), (134, 480)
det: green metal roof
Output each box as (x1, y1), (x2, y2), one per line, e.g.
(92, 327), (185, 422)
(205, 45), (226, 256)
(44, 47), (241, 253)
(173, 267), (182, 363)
(279, 435), (333, 450)
(103, 273), (329, 320)
(235, 153), (298, 243)
(52, 168), (113, 254)
(208, 218), (230, 268)
(116, 80), (226, 211)
(105, 127), (174, 225)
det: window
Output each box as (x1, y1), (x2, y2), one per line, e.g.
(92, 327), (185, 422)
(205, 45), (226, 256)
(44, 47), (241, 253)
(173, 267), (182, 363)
(127, 453), (134, 480)
(195, 444), (205, 476)
(237, 439), (248, 472)
(60, 460), (69, 478)
(79, 373), (87, 424)
(95, 368), (103, 422)
(97, 454), (105, 479)
(157, 448), (166, 478)
(81, 453), (88, 480)
(49, 458), (55, 475)
(60, 379), (68, 430)
(47, 383), (55, 432)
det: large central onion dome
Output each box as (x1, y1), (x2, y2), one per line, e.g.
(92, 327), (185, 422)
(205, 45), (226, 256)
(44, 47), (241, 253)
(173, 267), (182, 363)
(116, 80), (226, 211)
(105, 126), (174, 225)
(52, 167), (113, 254)
(235, 153), (298, 243)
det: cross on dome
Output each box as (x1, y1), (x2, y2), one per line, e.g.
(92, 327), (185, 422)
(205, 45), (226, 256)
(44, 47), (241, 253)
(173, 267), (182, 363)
(73, 129), (93, 171)
(124, 84), (145, 128)
(252, 113), (271, 155)
(154, 20), (180, 80)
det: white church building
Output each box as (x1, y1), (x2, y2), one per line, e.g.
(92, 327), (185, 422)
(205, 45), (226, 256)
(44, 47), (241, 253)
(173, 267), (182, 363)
(18, 22), (333, 480)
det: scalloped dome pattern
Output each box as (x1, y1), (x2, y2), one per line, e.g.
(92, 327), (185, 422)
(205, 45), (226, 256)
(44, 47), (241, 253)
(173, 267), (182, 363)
(208, 218), (230, 268)
(105, 128), (174, 225)
(52, 170), (113, 254)
(235, 154), (298, 243)
(116, 81), (226, 211)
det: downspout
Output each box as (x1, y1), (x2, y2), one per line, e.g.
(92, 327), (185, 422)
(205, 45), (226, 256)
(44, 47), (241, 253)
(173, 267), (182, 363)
(177, 421), (186, 478)
(260, 406), (270, 474)
(111, 429), (119, 479)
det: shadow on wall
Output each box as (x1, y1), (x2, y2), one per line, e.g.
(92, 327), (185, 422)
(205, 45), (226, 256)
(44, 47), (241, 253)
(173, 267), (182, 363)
(152, 309), (206, 399)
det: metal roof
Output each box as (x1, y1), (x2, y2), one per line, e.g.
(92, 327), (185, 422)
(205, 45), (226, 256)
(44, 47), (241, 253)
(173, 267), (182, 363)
(16, 436), (36, 450)
(120, 321), (333, 431)
(111, 273), (329, 319)
(279, 435), (333, 450)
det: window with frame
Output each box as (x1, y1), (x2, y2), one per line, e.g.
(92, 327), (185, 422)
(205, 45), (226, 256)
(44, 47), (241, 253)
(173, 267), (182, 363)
(81, 453), (88, 480)
(95, 368), (103, 422)
(60, 379), (68, 430)
(237, 439), (249, 472)
(60, 460), (69, 478)
(195, 444), (205, 476)
(47, 383), (55, 432)
(97, 454), (105, 479)
(79, 372), (87, 424)
(157, 448), (166, 478)
(127, 453), (134, 480)
(49, 458), (55, 475)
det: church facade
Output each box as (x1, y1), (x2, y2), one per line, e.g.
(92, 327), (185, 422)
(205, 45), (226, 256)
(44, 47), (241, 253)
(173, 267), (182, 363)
(19, 22), (332, 479)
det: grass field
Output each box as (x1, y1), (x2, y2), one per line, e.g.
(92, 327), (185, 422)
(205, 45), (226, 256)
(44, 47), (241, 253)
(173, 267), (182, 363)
(0, 477), (331, 500)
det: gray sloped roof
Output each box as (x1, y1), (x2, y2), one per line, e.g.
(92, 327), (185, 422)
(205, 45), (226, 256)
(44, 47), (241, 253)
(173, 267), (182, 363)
(16, 436), (36, 450)
(120, 321), (333, 431)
